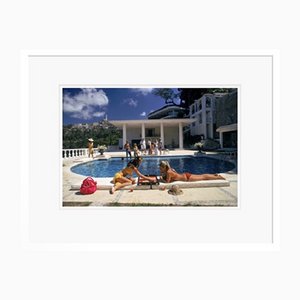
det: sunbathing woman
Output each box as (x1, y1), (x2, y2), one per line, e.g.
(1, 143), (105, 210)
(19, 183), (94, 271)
(110, 157), (156, 194)
(159, 160), (226, 183)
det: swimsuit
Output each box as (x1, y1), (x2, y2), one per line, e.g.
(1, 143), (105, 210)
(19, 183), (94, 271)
(88, 143), (94, 154)
(113, 167), (134, 183)
(184, 172), (192, 180)
(113, 172), (123, 183)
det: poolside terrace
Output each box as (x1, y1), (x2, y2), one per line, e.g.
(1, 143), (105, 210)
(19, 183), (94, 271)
(62, 149), (238, 207)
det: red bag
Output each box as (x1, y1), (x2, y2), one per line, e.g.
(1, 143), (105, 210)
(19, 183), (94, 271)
(80, 177), (97, 195)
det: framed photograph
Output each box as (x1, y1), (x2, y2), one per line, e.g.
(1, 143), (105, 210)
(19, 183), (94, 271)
(21, 51), (278, 250)
(62, 86), (238, 207)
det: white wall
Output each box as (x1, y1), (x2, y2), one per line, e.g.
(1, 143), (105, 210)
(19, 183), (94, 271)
(164, 126), (179, 148)
(189, 95), (216, 139)
(5, 1), (294, 300)
(126, 127), (141, 143)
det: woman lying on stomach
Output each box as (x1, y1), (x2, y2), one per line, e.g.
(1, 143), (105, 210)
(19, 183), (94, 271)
(159, 160), (225, 183)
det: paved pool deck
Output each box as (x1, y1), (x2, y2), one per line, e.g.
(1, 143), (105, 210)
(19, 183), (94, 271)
(63, 150), (238, 207)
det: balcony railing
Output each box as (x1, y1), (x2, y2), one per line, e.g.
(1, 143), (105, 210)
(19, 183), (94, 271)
(62, 148), (89, 159)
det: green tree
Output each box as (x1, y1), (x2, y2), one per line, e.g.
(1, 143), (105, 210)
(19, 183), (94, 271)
(152, 88), (178, 105)
(178, 88), (234, 108)
(63, 121), (121, 149)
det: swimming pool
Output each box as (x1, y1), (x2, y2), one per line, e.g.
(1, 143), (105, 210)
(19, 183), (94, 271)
(70, 156), (235, 178)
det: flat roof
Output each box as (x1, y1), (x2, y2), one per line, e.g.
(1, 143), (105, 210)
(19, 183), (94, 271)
(216, 123), (237, 132)
(148, 105), (186, 117)
(110, 118), (195, 127)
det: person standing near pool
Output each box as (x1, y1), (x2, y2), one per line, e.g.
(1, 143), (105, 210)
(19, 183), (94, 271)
(124, 140), (132, 159)
(147, 139), (152, 155)
(154, 139), (159, 156)
(87, 138), (94, 159)
(133, 143), (141, 158)
(140, 138), (146, 155)
(110, 157), (156, 194)
(159, 160), (226, 183)
(158, 139), (163, 155)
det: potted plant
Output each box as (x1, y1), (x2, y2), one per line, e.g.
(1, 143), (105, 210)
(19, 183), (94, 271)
(194, 139), (220, 152)
(194, 142), (204, 152)
(97, 145), (107, 155)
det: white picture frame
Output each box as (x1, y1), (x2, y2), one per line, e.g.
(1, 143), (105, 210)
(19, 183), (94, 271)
(20, 50), (279, 251)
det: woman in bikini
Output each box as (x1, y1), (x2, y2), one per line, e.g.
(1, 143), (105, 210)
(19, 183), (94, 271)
(159, 160), (225, 183)
(87, 138), (94, 158)
(110, 157), (156, 194)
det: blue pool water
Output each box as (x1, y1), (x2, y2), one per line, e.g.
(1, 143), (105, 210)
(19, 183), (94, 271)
(71, 156), (235, 178)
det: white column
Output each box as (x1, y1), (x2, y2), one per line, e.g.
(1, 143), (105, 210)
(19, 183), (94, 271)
(202, 98), (207, 138)
(160, 122), (164, 147)
(179, 122), (183, 149)
(209, 109), (213, 138)
(122, 123), (127, 146)
(141, 123), (145, 139)
(220, 132), (223, 148)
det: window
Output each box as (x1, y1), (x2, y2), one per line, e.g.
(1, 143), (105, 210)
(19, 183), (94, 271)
(146, 128), (155, 137)
(206, 97), (211, 108)
(199, 113), (202, 124)
(206, 111), (211, 122)
(199, 101), (202, 111)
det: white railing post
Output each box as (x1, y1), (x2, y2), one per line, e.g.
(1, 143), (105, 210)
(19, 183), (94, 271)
(62, 148), (89, 159)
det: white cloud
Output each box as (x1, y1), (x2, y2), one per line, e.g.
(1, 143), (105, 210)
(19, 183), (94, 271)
(63, 88), (108, 119)
(123, 98), (138, 107)
(140, 111), (146, 117)
(93, 111), (106, 117)
(133, 88), (154, 95)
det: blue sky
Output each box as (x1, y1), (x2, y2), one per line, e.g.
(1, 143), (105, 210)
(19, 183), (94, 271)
(63, 88), (180, 125)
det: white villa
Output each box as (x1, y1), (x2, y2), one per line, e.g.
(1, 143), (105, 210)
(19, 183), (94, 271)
(110, 119), (194, 149)
(62, 91), (237, 159)
(188, 94), (217, 140)
(187, 92), (237, 148)
(110, 92), (237, 150)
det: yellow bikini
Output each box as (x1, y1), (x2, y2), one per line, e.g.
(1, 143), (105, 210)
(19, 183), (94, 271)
(113, 167), (134, 183)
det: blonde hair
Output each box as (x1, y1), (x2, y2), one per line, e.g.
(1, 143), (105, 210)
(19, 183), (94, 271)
(159, 160), (170, 170)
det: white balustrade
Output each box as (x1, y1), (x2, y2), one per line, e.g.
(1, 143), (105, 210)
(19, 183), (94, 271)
(62, 148), (90, 159)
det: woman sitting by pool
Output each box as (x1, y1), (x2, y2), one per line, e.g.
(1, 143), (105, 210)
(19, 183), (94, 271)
(110, 157), (156, 194)
(159, 160), (226, 183)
